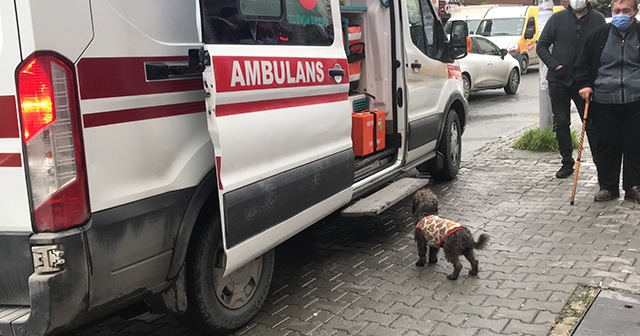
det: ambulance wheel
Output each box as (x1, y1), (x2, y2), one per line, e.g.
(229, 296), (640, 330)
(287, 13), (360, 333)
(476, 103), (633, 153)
(180, 210), (274, 335)
(430, 109), (461, 181)
(520, 55), (529, 74)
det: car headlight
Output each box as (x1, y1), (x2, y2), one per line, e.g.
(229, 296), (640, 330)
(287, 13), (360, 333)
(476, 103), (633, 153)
(507, 42), (519, 52)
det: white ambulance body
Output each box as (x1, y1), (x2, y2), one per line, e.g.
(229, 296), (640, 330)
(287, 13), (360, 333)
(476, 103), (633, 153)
(0, 0), (468, 335)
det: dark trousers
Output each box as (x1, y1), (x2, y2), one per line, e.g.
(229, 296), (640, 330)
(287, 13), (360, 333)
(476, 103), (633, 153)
(549, 81), (597, 166)
(590, 101), (640, 191)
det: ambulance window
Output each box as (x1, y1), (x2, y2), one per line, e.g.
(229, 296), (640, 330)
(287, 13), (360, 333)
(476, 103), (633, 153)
(200, 0), (333, 46)
(406, 0), (440, 59)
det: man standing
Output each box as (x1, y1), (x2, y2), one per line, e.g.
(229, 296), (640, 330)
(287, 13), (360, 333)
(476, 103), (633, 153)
(536, 0), (605, 178)
(575, 0), (640, 203)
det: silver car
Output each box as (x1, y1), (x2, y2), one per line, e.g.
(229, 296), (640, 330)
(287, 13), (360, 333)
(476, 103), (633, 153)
(457, 35), (521, 100)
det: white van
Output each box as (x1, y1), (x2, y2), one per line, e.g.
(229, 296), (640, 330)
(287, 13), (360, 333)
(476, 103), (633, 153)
(0, 0), (468, 335)
(446, 4), (497, 34)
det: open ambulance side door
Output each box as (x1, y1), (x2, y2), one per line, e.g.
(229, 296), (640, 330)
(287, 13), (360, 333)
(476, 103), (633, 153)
(196, 0), (353, 275)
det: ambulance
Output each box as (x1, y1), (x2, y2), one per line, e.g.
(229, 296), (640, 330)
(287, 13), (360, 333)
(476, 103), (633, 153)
(0, 0), (468, 335)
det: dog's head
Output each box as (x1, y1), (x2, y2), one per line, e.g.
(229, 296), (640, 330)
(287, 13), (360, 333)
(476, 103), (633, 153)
(412, 188), (438, 219)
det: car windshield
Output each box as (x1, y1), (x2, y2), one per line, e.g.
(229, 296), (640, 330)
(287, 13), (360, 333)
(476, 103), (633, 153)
(476, 18), (525, 36)
(466, 19), (481, 34)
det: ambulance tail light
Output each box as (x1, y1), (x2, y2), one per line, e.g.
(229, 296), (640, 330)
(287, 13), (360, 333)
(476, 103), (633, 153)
(17, 54), (89, 233)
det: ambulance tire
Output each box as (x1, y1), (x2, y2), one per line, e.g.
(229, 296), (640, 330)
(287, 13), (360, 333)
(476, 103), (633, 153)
(180, 210), (275, 335)
(430, 109), (461, 181)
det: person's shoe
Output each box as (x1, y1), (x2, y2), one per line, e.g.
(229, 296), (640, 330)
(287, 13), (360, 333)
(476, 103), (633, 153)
(624, 186), (640, 204)
(594, 189), (619, 202)
(556, 164), (574, 179)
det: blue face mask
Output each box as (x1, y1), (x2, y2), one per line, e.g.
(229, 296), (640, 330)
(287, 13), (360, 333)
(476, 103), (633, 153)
(612, 14), (633, 30)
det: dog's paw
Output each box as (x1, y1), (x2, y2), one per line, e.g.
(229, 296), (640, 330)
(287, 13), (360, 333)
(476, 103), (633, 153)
(415, 259), (426, 267)
(428, 258), (438, 264)
(468, 269), (479, 276)
(446, 273), (459, 280)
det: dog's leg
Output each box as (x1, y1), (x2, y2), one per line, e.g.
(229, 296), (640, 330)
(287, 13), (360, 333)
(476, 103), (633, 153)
(414, 229), (427, 267)
(444, 249), (463, 280)
(464, 249), (479, 276)
(428, 247), (439, 264)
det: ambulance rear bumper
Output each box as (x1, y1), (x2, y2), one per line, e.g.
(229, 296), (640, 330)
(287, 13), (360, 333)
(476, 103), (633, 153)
(0, 226), (90, 336)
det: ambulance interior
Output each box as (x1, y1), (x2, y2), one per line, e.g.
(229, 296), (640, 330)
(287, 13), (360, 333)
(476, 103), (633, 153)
(200, 0), (398, 181)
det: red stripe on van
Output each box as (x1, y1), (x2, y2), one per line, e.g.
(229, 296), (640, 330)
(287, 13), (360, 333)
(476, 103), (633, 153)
(216, 92), (347, 117)
(213, 56), (349, 92)
(0, 96), (20, 138)
(83, 101), (205, 128)
(0, 153), (21, 167)
(77, 57), (203, 100)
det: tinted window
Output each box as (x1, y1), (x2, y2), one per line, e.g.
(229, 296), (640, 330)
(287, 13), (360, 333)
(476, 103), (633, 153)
(201, 0), (333, 46)
(407, 0), (440, 59)
(474, 37), (499, 55)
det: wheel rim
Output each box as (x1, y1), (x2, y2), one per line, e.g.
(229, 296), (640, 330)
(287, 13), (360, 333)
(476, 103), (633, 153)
(212, 242), (263, 309)
(510, 70), (519, 92)
(449, 120), (460, 167)
(462, 76), (470, 100)
(521, 58), (528, 72)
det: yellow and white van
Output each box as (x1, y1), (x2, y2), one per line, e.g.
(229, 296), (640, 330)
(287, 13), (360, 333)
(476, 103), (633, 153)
(475, 5), (564, 73)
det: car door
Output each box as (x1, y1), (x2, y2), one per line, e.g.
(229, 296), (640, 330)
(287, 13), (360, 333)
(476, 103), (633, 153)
(475, 36), (508, 87)
(198, 0), (353, 275)
(402, 0), (451, 159)
(463, 38), (490, 89)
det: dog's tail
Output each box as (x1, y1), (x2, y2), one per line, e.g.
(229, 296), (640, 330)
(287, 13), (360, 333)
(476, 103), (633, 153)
(474, 233), (489, 250)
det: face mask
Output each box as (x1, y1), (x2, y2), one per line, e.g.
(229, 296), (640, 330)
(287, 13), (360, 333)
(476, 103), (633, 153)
(612, 14), (633, 30)
(570, 0), (588, 11)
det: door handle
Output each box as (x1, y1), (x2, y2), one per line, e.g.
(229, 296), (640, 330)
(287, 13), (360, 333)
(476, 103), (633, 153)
(328, 69), (346, 78)
(411, 62), (422, 70)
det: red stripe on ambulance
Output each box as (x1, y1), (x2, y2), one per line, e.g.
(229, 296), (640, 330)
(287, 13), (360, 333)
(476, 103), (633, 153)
(77, 57), (203, 100)
(0, 96), (20, 138)
(213, 56), (348, 92)
(0, 153), (21, 167)
(83, 101), (205, 128)
(216, 92), (347, 117)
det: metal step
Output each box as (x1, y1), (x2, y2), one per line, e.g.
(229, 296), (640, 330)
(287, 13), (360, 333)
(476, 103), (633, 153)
(341, 177), (429, 217)
(0, 305), (30, 325)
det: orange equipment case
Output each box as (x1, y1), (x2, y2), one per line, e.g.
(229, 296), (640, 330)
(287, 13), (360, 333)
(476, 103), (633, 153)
(351, 112), (374, 157)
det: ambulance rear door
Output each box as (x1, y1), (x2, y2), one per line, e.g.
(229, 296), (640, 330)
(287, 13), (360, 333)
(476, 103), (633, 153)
(197, 0), (353, 275)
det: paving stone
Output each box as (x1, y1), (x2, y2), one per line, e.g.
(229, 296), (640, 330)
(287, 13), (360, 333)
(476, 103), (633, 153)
(389, 314), (437, 332)
(461, 315), (509, 333)
(481, 296), (526, 310)
(386, 302), (428, 320)
(454, 305), (496, 319)
(430, 322), (478, 336)
(502, 319), (551, 336)
(492, 307), (539, 323)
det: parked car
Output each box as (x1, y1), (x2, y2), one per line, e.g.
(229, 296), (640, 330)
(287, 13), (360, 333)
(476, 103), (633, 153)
(457, 35), (521, 99)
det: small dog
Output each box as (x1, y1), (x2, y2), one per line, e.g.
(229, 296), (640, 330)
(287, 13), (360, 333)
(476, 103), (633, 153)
(412, 188), (489, 280)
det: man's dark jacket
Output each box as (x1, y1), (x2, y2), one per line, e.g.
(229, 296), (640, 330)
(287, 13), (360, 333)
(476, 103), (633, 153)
(536, 4), (605, 86)
(574, 21), (640, 90)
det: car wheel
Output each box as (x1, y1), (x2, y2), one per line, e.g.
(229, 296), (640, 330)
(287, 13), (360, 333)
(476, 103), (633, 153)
(180, 210), (275, 335)
(520, 55), (529, 74)
(462, 74), (471, 100)
(430, 109), (461, 181)
(504, 68), (520, 95)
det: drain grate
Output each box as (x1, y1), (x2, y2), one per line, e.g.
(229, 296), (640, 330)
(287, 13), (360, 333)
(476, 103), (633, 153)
(572, 290), (640, 336)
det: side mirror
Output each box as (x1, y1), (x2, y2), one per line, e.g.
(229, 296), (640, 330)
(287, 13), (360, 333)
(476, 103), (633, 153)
(448, 20), (469, 60)
(524, 27), (535, 39)
(499, 48), (508, 59)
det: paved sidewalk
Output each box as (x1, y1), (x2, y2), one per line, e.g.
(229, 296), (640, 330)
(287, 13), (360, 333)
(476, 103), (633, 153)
(71, 126), (640, 336)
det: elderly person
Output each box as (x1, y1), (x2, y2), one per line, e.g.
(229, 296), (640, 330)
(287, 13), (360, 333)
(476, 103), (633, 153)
(537, 0), (605, 179)
(574, 0), (640, 203)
